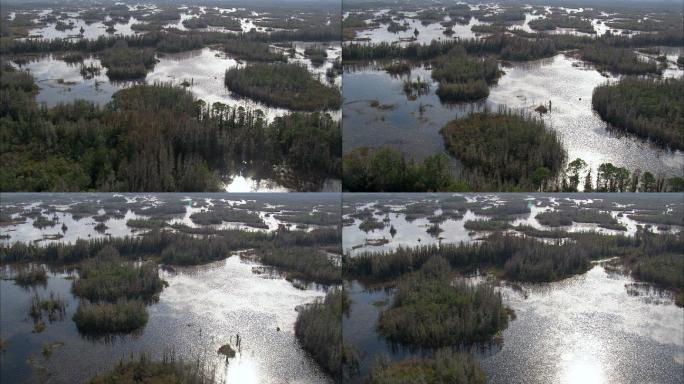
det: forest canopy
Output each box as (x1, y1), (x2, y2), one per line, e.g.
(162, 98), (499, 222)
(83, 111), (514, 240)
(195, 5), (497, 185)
(0, 64), (340, 192)
(224, 63), (342, 111)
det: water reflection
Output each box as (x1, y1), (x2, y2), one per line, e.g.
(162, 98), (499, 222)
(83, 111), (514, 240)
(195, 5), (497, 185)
(344, 264), (684, 384)
(488, 54), (683, 177)
(343, 53), (684, 180)
(0, 257), (332, 384)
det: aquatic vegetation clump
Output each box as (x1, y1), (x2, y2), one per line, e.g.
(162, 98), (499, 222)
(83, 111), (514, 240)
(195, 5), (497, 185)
(223, 40), (287, 62)
(86, 353), (216, 383)
(73, 299), (148, 334)
(189, 208), (267, 228)
(304, 45), (328, 66)
(224, 63), (342, 111)
(440, 110), (566, 191)
(295, 289), (348, 376)
(366, 349), (486, 384)
(536, 208), (626, 230)
(258, 246), (341, 284)
(359, 217), (385, 232)
(592, 77), (684, 150)
(100, 41), (157, 80)
(14, 266), (48, 286)
(72, 246), (166, 303)
(580, 45), (660, 75)
(378, 257), (508, 347)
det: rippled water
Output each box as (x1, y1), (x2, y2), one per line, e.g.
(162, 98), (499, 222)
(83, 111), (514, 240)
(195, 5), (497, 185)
(0, 257), (331, 384)
(344, 264), (684, 384)
(488, 54), (683, 177)
(343, 53), (684, 179)
(343, 193), (684, 383)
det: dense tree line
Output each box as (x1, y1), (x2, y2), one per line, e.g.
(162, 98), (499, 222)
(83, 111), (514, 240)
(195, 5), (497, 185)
(224, 63), (341, 111)
(342, 29), (682, 63)
(366, 349), (485, 384)
(549, 157), (683, 193)
(0, 71), (340, 191)
(182, 15), (242, 31)
(223, 40), (286, 62)
(1, 226), (340, 268)
(592, 77), (683, 150)
(580, 44), (660, 75)
(295, 289), (345, 377)
(528, 15), (595, 34)
(440, 111), (566, 191)
(345, 229), (683, 301)
(340, 144), (678, 193)
(343, 147), (467, 192)
(189, 209), (267, 228)
(378, 256), (508, 347)
(0, 23), (341, 56)
(343, 33), (591, 62)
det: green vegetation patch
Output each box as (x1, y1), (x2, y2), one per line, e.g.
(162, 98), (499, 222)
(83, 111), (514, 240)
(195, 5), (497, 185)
(536, 208), (626, 230)
(14, 266), (48, 286)
(295, 289), (346, 376)
(366, 349), (486, 384)
(72, 246), (166, 303)
(378, 257), (508, 347)
(304, 45), (328, 66)
(258, 246), (340, 284)
(224, 63), (341, 111)
(0, 74), (340, 191)
(343, 147), (467, 192)
(73, 299), (149, 334)
(223, 40), (286, 62)
(189, 209), (267, 228)
(580, 45), (660, 75)
(463, 220), (511, 231)
(440, 111), (565, 190)
(592, 77), (683, 150)
(100, 41), (157, 80)
(86, 354), (213, 383)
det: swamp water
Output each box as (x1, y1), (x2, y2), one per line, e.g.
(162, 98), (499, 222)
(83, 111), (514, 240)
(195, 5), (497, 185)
(344, 263), (684, 384)
(0, 257), (332, 384)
